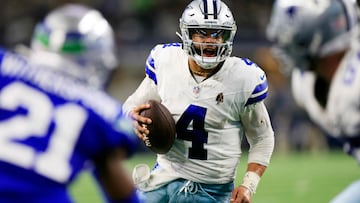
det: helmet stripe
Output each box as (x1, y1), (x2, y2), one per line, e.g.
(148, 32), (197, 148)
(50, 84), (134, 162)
(34, 23), (85, 53)
(203, 0), (209, 19)
(213, 0), (218, 19)
(203, 0), (218, 20)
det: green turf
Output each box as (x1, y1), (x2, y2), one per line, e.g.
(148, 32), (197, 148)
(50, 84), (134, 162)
(70, 151), (359, 203)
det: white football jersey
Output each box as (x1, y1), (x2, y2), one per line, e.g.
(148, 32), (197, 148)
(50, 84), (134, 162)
(123, 43), (274, 189)
(292, 42), (360, 161)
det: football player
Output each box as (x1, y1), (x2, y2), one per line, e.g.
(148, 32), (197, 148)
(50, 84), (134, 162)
(266, 0), (360, 202)
(122, 0), (275, 202)
(0, 4), (142, 203)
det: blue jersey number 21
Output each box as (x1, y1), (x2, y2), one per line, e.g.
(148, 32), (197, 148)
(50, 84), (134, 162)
(176, 105), (208, 160)
(0, 82), (87, 183)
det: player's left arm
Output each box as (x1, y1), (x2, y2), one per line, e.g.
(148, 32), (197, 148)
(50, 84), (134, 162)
(231, 101), (275, 203)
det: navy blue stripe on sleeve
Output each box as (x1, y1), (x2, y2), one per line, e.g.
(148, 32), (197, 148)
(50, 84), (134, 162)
(252, 80), (268, 95)
(245, 80), (268, 106)
(145, 55), (157, 85)
(147, 55), (155, 69)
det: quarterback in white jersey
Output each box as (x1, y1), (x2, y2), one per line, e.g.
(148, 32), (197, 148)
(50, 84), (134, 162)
(123, 0), (275, 203)
(267, 0), (360, 202)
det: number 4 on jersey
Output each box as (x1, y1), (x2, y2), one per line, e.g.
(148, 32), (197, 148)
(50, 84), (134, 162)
(176, 104), (208, 160)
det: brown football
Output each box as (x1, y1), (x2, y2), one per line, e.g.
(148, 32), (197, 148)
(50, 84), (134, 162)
(139, 100), (176, 154)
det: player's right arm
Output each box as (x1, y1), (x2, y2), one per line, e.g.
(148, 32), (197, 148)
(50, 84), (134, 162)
(122, 45), (162, 141)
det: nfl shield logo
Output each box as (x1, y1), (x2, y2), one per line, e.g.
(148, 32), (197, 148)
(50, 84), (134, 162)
(193, 86), (200, 94)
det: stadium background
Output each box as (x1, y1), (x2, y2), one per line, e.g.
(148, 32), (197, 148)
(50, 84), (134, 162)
(0, 0), (358, 202)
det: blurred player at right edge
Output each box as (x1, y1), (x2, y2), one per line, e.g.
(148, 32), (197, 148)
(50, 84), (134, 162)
(267, 0), (360, 202)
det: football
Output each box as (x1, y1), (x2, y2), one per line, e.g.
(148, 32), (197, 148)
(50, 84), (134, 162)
(139, 100), (176, 154)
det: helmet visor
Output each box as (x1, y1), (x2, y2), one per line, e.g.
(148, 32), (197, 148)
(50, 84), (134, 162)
(189, 28), (231, 41)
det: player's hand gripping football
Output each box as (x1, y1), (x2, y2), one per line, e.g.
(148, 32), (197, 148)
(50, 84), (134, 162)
(128, 100), (176, 154)
(129, 103), (152, 142)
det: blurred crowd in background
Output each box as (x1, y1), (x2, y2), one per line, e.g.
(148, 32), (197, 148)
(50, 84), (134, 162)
(0, 0), (337, 153)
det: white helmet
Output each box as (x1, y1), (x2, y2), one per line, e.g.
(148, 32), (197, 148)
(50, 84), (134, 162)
(30, 4), (118, 89)
(266, 0), (358, 72)
(179, 0), (237, 69)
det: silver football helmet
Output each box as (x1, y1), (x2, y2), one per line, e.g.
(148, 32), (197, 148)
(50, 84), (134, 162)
(266, 0), (358, 72)
(30, 4), (118, 89)
(179, 0), (237, 69)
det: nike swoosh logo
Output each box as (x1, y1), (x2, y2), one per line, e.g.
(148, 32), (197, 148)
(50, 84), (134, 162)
(260, 75), (265, 80)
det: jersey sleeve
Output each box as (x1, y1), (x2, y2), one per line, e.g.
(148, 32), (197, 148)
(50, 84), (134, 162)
(144, 43), (182, 87)
(145, 45), (160, 85)
(122, 44), (166, 115)
(237, 58), (274, 166)
(241, 101), (275, 166)
(242, 59), (269, 106)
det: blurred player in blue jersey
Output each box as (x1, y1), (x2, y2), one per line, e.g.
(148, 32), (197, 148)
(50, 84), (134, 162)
(122, 0), (275, 202)
(0, 4), (142, 203)
(266, 0), (360, 202)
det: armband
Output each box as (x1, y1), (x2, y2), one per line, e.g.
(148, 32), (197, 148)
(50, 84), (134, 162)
(240, 171), (261, 195)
